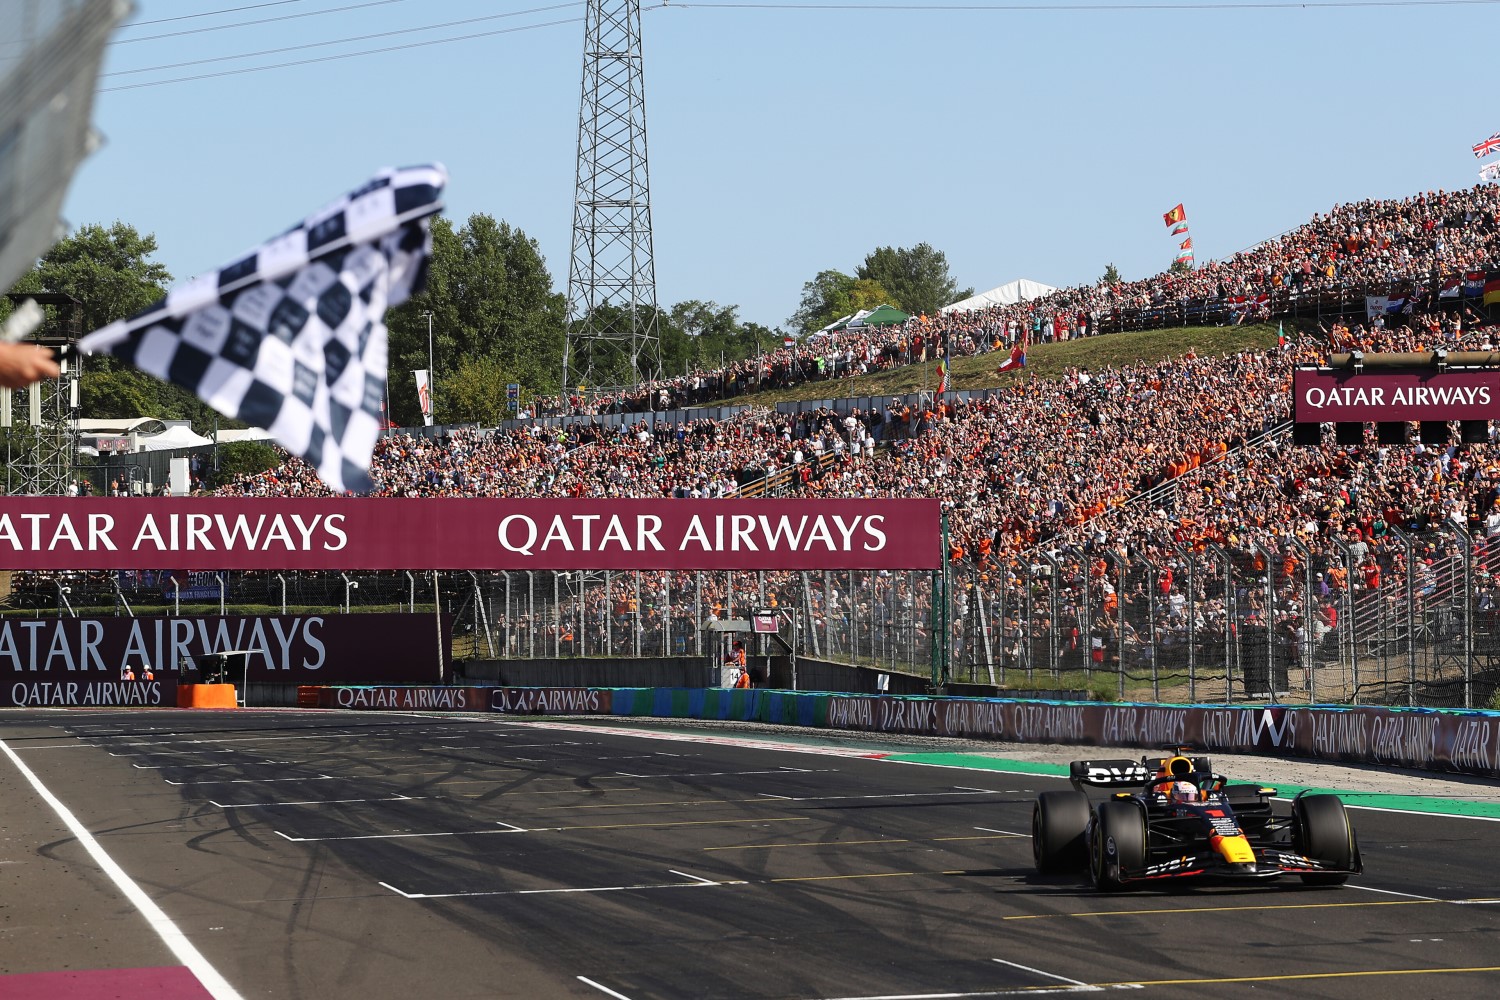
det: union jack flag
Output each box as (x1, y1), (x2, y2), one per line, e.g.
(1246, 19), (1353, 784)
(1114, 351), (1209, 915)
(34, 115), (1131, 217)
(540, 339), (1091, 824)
(1473, 133), (1500, 159)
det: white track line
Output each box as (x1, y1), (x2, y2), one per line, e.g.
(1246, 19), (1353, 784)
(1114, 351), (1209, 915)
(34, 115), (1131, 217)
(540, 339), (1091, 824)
(377, 869), (743, 900)
(578, 976), (636, 1000)
(991, 958), (1100, 991)
(0, 737), (244, 1000)
(208, 795), (428, 810)
(1350, 884), (1442, 901)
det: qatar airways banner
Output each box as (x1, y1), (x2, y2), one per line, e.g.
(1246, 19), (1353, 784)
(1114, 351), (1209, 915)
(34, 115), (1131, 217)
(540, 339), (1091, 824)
(0, 498), (938, 571)
(1293, 368), (1500, 423)
(825, 697), (1500, 779)
(0, 613), (449, 687)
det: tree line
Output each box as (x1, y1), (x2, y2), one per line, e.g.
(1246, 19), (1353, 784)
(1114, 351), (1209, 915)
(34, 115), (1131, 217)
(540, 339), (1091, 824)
(1, 218), (968, 430)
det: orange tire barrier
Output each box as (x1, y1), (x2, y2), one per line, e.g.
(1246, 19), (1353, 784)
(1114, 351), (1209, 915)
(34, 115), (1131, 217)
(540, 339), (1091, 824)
(176, 684), (238, 709)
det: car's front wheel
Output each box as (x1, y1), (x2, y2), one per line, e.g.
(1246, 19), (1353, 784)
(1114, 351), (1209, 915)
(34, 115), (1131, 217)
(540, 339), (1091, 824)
(1089, 800), (1146, 892)
(1293, 794), (1355, 886)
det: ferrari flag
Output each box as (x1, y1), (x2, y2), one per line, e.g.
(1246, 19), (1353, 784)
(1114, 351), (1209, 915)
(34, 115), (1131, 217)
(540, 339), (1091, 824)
(1163, 203), (1186, 227)
(79, 165), (447, 494)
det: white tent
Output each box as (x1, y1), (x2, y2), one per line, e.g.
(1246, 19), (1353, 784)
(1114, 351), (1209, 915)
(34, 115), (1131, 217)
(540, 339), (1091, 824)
(813, 309), (872, 338)
(941, 278), (1058, 315)
(134, 425), (214, 452)
(214, 427), (275, 444)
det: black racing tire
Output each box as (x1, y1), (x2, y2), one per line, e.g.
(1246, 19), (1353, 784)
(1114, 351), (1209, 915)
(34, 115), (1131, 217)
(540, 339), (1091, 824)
(1090, 800), (1147, 892)
(1294, 794), (1354, 886)
(1032, 791), (1090, 872)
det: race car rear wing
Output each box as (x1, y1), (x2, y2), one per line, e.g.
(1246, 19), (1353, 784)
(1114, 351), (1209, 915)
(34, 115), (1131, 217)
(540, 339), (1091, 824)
(1069, 759), (1152, 789)
(1069, 754), (1214, 791)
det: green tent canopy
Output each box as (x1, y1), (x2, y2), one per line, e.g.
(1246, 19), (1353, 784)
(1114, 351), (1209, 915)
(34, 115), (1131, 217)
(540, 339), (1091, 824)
(856, 304), (909, 327)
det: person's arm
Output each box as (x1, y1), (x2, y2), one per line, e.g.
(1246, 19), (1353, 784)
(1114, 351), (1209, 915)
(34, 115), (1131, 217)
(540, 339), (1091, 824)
(0, 343), (60, 388)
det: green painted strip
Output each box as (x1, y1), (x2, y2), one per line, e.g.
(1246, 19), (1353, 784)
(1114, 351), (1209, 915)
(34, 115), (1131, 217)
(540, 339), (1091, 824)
(882, 753), (1067, 776)
(881, 753), (1500, 820)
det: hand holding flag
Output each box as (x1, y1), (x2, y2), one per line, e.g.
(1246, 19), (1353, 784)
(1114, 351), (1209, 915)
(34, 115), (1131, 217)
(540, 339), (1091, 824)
(79, 165), (447, 494)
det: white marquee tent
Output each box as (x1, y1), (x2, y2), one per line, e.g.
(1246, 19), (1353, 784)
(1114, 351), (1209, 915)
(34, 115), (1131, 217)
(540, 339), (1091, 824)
(941, 278), (1058, 315)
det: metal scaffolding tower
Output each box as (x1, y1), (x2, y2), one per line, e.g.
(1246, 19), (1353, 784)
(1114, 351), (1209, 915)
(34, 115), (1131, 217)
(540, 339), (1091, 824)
(562, 0), (663, 396)
(2, 294), (81, 496)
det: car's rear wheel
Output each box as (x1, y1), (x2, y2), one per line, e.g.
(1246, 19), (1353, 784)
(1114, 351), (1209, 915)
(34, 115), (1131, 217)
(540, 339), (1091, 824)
(1090, 800), (1146, 891)
(1032, 791), (1090, 872)
(1294, 794), (1354, 886)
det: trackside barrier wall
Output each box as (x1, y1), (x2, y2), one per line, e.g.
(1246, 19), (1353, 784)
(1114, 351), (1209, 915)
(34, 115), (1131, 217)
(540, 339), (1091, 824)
(307, 686), (1500, 780)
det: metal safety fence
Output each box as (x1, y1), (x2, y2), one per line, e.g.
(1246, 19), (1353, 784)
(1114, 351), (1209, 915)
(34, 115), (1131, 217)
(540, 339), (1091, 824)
(8, 528), (1498, 709)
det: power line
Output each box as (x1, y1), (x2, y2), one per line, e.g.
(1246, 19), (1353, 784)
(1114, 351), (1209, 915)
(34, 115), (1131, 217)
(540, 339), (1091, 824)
(121, 1), (303, 28)
(99, 0), (1479, 94)
(112, 0), (412, 45)
(98, 16), (587, 92)
(104, 2), (584, 77)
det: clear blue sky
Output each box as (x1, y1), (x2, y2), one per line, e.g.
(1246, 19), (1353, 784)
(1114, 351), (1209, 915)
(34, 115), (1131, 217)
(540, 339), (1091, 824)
(63, 0), (1495, 331)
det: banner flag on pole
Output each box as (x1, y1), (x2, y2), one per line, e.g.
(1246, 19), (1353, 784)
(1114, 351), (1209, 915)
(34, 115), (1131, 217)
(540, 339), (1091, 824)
(1162, 203), (1186, 227)
(79, 164), (447, 493)
(414, 369), (433, 426)
(1481, 161), (1500, 183)
(1474, 133), (1500, 159)
(1171, 221), (1189, 236)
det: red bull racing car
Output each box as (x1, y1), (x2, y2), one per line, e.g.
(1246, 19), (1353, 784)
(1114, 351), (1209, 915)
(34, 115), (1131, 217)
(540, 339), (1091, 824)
(1031, 747), (1362, 891)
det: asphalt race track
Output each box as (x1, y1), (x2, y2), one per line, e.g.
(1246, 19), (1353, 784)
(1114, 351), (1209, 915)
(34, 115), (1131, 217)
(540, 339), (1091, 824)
(3, 709), (1500, 999)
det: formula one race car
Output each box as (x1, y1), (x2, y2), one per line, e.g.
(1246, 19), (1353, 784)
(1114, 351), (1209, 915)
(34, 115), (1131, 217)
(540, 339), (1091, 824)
(1031, 747), (1362, 891)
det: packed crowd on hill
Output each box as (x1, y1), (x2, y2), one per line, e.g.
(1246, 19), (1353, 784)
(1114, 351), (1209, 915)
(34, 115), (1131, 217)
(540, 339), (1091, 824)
(523, 184), (1500, 418)
(218, 310), (1495, 578)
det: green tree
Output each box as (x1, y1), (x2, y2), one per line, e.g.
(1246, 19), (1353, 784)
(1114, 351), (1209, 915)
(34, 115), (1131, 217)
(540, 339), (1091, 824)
(3, 222), (172, 332)
(788, 270), (897, 335)
(856, 243), (971, 316)
(0, 223), (222, 425)
(387, 214), (566, 425)
(1169, 259), (1192, 275)
(1102, 262), (1122, 284)
(83, 368), (164, 419)
(214, 441), (281, 482)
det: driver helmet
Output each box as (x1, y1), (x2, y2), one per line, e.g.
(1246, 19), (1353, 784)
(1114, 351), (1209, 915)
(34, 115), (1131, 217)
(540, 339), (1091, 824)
(1167, 780), (1200, 804)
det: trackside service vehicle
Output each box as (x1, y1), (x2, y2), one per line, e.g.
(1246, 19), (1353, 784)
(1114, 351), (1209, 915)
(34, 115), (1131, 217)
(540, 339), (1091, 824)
(1031, 746), (1362, 891)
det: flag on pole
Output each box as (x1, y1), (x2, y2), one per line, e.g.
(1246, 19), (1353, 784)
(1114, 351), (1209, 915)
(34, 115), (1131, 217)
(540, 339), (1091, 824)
(79, 165), (447, 494)
(1179, 237), (1194, 252)
(1174, 248), (1194, 265)
(414, 369), (433, 427)
(1482, 161), (1500, 183)
(996, 344), (1026, 373)
(1163, 203), (1186, 227)
(1474, 133), (1500, 159)
(1171, 221), (1189, 236)
(936, 357), (948, 394)
(783, 333), (796, 348)
(1277, 321), (1288, 351)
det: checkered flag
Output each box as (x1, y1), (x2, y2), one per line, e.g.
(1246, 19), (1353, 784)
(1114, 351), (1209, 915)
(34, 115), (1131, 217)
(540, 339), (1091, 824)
(79, 164), (447, 493)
